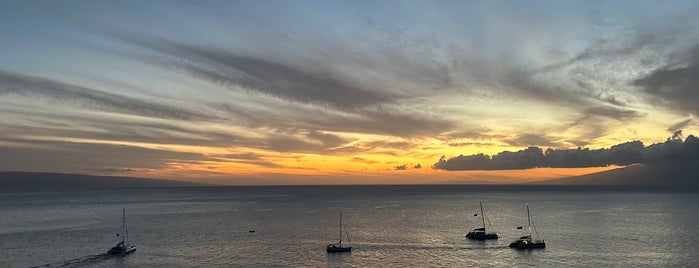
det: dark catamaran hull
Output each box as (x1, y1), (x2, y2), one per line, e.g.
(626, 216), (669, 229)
(466, 232), (498, 240)
(326, 245), (352, 253)
(509, 240), (545, 249)
(108, 246), (136, 255)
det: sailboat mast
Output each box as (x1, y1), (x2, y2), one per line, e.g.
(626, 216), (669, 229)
(339, 212), (343, 245)
(122, 208), (128, 246)
(526, 204), (532, 236)
(480, 201), (486, 230)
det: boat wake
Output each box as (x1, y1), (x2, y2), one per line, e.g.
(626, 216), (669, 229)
(357, 243), (510, 252)
(31, 253), (112, 268)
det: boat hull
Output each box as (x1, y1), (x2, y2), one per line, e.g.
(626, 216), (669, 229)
(326, 245), (352, 253)
(108, 245), (136, 255)
(466, 232), (498, 240)
(509, 240), (545, 249)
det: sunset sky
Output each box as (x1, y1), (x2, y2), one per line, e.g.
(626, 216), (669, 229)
(1, 1), (698, 184)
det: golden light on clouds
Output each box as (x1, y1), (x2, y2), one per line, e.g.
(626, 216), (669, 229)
(2, 1), (699, 184)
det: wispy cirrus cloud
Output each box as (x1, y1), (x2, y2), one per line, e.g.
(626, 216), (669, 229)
(2, 1), (699, 182)
(0, 71), (211, 121)
(100, 31), (458, 137)
(0, 137), (207, 174)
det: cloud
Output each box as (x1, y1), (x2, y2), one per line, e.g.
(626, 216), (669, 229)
(0, 137), (206, 174)
(394, 163), (422, 170)
(634, 45), (699, 116)
(100, 34), (457, 137)
(667, 118), (694, 132)
(506, 133), (560, 147)
(213, 154), (283, 169)
(352, 157), (379, 164)
(433, 133), (699, 171)
(265, 130), (349, 153)
(215, 99), (454, 138)
(0, 71), (210, 121)
(581, 106), (642, 121)
(0, 102), (251, 150)
(99, 31), (400, 110)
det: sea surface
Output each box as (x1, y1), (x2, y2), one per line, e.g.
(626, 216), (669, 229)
(1, 186), (698, 267)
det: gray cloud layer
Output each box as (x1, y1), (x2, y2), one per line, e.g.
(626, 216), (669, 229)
(0, 71), (210, 121)
(434, 134), (699, 171)
(0, 138), (206, 174)
(106, 33), (457, 137)
(3, 1), (699, 178)
(635, 46), (699, 116)
(138, 38), (397, 110)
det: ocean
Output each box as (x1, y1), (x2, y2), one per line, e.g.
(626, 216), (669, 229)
(1, 186), (698, 267)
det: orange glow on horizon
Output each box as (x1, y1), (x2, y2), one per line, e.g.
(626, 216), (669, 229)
(126, 161), (621, 185)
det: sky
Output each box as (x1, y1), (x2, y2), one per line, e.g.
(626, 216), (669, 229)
(1, 0), (699, 185)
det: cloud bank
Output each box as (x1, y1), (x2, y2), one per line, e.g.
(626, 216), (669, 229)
(433, 133), (699, 171)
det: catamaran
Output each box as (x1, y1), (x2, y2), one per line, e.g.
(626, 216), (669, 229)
(465, 201), (498, 240)
(108, 208), (136, 255)
(509, 204), (545, 249)
(326, 212), (352, 253)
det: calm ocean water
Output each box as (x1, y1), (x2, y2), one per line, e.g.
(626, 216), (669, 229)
(1, 186), (698, 267)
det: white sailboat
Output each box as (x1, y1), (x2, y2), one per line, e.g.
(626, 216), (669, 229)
(326, 212), (352, 253)
(108, 208), (136, 255)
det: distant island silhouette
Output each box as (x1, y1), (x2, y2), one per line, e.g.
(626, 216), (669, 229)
(0, 172), (209, 192)
(3, 161), (698, 192)
(536, 160), (699, 189)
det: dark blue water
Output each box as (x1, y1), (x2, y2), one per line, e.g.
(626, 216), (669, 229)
(1, 186), (698, 267)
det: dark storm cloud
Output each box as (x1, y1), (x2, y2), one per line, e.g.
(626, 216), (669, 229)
(634, 45), (699, 116)
(0, 71), (210, 121)
(433, 134), (699, 171)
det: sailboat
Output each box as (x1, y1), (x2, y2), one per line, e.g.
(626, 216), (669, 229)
(108, 208), (136, 255)
(509, 204), (545, 249)
(466, 201), (498, 240)
(326, 212), (352, 253)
